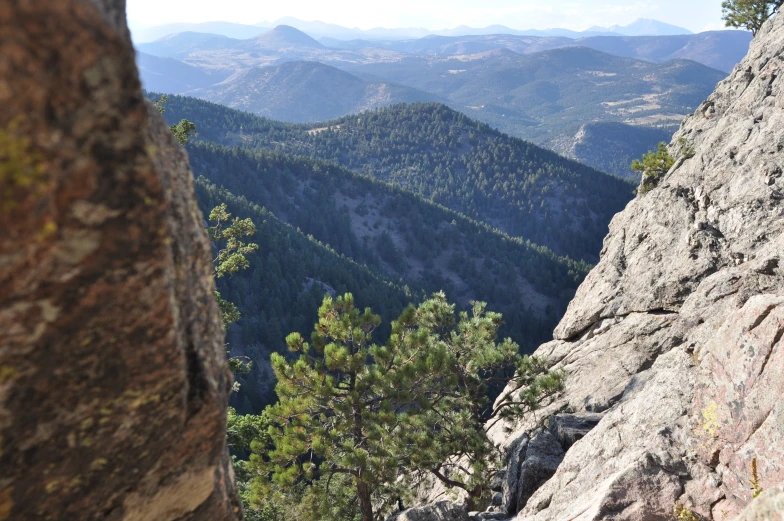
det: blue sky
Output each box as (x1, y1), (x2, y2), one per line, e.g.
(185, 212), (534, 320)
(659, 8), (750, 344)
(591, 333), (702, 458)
(126, 0), (727, 33)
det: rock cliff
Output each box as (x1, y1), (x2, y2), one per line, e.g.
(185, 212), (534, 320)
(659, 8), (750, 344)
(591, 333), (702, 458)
(0, 1), (241, 520)
(486, 12), (784, 521)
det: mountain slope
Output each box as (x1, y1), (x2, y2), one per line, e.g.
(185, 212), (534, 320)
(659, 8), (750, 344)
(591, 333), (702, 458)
(551, 122), (674, 180)
(189, 143), (592, 409)
(136, 52), (233, 93)
(189, 61), (442, 122)
(575, 31), (753, 72)
(320, 34), (574, 55)
(131, 20), (267, 42)
(343, 47), (727, 144)
(158, 96), (634, 261)
(318, 31), (749, 73)
(605, 18), (692, 36)
(136, 31), (243, 59)
(483, 12), (784, 521)
(244, 24), (324, 49)
(137, 30), (732, 160)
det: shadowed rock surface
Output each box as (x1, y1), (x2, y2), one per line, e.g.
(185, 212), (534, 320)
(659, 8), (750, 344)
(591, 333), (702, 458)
(0, 1), (241, 520)
(390, 501), (470, 521)
(486, 12), (784, 521)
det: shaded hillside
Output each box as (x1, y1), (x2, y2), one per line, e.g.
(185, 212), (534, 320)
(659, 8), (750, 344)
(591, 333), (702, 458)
(574, 30), (752, 73)
(137, 51), (232, 93)
(190, 145), (591, 410)
(548, 122), (674, 180)
(190, 142), (589, 329)
(159, 96), (635, 261)
(193, 178), (422, 411)
(189, 61), (442, 122)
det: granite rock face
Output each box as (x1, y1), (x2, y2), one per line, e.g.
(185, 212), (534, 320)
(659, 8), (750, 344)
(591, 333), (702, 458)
(0, 1), (241, 520)
(390, 501), (470, 521)
(733, 486), (784, 521)
(486, 13), (784, 521)
(502, 429), (564, 515)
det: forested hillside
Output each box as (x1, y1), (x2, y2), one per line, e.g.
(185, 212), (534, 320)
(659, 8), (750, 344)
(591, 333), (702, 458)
(551, 122), (674, 179)
(158, 95), (635, 261)
(194, 178), (421, 412)
(191, 144), (590, 410)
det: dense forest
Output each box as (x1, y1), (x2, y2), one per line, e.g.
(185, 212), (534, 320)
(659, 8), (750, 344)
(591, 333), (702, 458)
(142, 87), (637, 521)
(190, 143), (591, 411)
(157, 94), (634, 261)
(195, 178), (421, 411)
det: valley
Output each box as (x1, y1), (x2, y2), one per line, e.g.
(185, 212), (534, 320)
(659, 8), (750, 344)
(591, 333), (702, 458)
(158, 96), (613, 411)
(8, 5), (784, 521)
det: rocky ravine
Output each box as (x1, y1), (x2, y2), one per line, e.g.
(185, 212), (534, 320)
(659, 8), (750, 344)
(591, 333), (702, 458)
(472, 12), (784, 521)
(0, 1), (241, 520)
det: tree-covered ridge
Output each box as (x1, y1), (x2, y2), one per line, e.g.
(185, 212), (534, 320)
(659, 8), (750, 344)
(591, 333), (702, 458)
(158, 95), (635, 261)
(189, 140), (589, 338)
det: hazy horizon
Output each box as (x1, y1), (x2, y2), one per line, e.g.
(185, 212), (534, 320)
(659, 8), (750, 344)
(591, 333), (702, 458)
(126, 0), (729, 34)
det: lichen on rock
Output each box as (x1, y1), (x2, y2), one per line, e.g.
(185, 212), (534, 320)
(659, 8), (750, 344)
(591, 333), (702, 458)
(0, 1), (241, 520)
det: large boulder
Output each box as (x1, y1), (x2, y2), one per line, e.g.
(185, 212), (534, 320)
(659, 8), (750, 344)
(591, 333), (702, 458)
(390, 501), (470, 521)
(502, 429), (564, 515)
(733, 486), (784, 521)
(485, 12), (784, 521)
(546, 412), (603, 451)
(0, 1), (241, 520)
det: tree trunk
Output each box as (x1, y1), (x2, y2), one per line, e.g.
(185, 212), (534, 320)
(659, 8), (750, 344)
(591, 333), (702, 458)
(357, 480), (374, 521)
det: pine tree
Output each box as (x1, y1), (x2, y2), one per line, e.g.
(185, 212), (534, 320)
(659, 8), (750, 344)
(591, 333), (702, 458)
(262, 292), (564, 521)
(631, 142), (675, 195)
(208, 202), (259, 374)
(722, 0), (783, 35)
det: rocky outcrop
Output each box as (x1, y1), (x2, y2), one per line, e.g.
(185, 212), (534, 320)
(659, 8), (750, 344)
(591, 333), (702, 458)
(488, 13), (784, 521)
(733, 486), (784, 521)
(391, 501), (470, 521)
(0, 1), (241, 520)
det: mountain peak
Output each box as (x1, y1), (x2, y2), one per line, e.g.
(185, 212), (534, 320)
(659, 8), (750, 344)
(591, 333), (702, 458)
(252, 24), (323, 48)
(611, 18), (692, 36)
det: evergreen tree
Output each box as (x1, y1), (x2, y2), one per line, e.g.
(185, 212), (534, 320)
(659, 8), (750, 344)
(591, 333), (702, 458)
(262, 293), (564, 521)
(154, 93), (198, 145)
(208, 202), (259, 375)
(631, 142), (675, 194)
(722, 0), (783, 35)
(209, 202), (259, 325)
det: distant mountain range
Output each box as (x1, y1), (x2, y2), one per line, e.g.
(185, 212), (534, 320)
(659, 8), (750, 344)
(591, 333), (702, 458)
(317, 30), (751, 73)
(131, 17), (697, 43)
(136, 24), (734, 176)
(188, 61), (442, 123)
(136, 52), (233, 92)
(131, 21), (268, 42)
